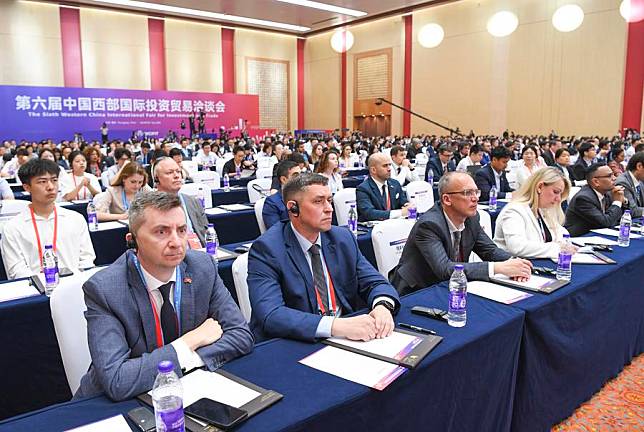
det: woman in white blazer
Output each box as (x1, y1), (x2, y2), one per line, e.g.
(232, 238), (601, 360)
(494, 167), (575, 259)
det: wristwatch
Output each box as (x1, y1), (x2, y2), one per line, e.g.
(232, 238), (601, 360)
(373, 299), (396, 316)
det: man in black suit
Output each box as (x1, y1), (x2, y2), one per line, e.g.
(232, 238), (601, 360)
(564, 163), (626, 236)
(356, 153), (409, 222)
(615, 152), (644, 219)
(406, 137), (424, 161)
(571, 142), (597, 181)
(474, 146), (513, 201)
(426, 144), (456, 182)
(541, 140), (561, 167)
(390, 172), (532, 295)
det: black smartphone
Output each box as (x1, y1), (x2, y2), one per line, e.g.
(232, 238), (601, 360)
(185, 398), (248, 429)
(127, 407), (156, 432)
(411, 306), (448, 321)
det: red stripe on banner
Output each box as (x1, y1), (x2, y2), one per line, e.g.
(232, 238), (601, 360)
(59, 7), (84, 88)
(621, 2), (644, 132)
(403, 15), (413, 136)
(297, 38), (305, 130)
(341, 49), (347, 131)
(222, 28), (236, 93)
(148, 18), (167, 91)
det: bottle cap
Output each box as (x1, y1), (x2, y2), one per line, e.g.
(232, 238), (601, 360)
(563, 234), (570, 238)
(208, 223), (214, 228)
(45, 245), (53, 249)
(454, 264), (464, 271)
(158, 360), (174, 373)
(625, 210), (631, 214)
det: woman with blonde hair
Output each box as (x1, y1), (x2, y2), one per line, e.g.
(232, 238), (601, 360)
(494, 167), (576, 259)
(94, 162), (151, 221)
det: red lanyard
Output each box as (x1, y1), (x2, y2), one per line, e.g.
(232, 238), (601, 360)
(314, 265), (338, 316)
(72, 175), (87, 200)
(384, 185), (391, 210)
(30, 206), (58, 265)
(148, 296), (165, 347)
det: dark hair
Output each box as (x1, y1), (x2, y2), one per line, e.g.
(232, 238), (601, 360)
(232, 145), (244, 155)
(315, 149), (340, 173)
(437, 143), (451, 154)
(469, 144), (482, 155)
(635, 143), (644, 153)
(555, 147), (570, 158)
(390, 145), (405, 157)
(114, 148), (132, 161)
(521, 145), (539, 157)
(585, 162), (608, 182)
(579, 142), (595, 157)
(282, 172), (329, 203)
(38, 148), (55, 159)
(626, 151), (644, 172)
(16, 148), (29, 157)
(610, 148), (624, 160)
(491, 146), (511, 160)
(287, 152), (305, 165)
(18, 158), (60, 184)
(169, 148), (183, 158)
(276, 160), (298, 182)
(141, 142), (151, 150)
(151, 149), (167, 162)
(69, 150), (87, 168)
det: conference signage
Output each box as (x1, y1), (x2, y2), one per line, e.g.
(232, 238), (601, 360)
(0, 85), (260, 141)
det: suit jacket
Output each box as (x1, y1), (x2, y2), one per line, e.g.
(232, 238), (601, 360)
(542, 151), (555, 167)
(571, 158), (591, 181)
(180, 193), (209, 247)
(553, 163), (575, 183)
(262, 191), (288, 230)
(247, 223), (400, 342)
(474, 164), (512, 201)
(356, 176), (408, 222)
(58, 159), (70, 170)
(493, 202), (568, 259)
(426, 156), (456, 182)
(564, 185), (624, 236)
(76, 250), (254, 401)
(615, 172), (644, 219)
(136, 152), (152, 165)
(391, 203), (511, 295)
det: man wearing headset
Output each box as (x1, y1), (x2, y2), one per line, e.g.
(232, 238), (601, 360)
(76, 191), (253, 401)
(247, 173), (400, 342)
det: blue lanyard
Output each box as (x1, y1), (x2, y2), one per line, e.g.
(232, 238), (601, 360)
(130, 251), (183, 337)
(121, 189), (129, 211)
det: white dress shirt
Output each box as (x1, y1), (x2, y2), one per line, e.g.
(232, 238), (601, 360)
(195, 151), (217, 167)
(322, 172), (344, 194)
(456, 156), (479, 172)
(1, 205), (96, 279)
(443, 210), (494, 276)
(139, 264), (205, 372)
(391, 161), (419, 185)
(593, 188), (621, 209)
(60, 172), (101, 200)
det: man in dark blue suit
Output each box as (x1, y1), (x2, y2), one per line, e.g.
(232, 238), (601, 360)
(262, 160), (301, 230)
(474, 146), (513, 201)
(248, 173), (400, 342)
(426, 144), (456, 182)
(356, 153), (409, 222)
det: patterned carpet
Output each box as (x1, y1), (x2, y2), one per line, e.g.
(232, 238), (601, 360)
(552, 354), (643, 431)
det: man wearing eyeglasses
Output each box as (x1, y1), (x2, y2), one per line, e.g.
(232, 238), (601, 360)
(564, 162), (626, 237)
(391, 172), (532, 295)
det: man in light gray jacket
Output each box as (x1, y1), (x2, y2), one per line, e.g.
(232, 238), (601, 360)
(615, 151), (644, 219)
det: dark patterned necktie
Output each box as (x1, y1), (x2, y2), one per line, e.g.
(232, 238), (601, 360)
(309, 244), (330, 314)
(158, 282), (179, 343)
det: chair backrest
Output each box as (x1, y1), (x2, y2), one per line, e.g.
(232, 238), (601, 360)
(470, 209), (492, 263)
(405, 180), (434, 213)
(0, 199), (30, 214)
(231, 253), (251, 322)
(179, 183), (212, 208)
(247, 178), (272, 204)
(256, 157), (272, 169)
(568, 186), (581, 199)
(254, 197), (267, 234)
(215, 158), (226, 177)
(333, 188), (357, 226)
(100, 171), (111, 188)
(182, 160), (199, 177)
(50, 267), (103, 394)
(255, 167), (273, 180)
(371, 219), (416, 277)
(415, 153), (428, 166)
(192, 170), (220, 190)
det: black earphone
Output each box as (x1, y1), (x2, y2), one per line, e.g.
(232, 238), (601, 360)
(126, 233), (138, 250)
(288, 201), (300, 216)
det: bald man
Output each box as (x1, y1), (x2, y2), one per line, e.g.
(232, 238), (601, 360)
(356, 153), (409, 222)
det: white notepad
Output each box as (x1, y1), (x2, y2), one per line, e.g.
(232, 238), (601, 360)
(65, 415), (131, 432)
(468, 281), (533, 304)
(591, 228), (642, 239)
(0, 279), (40, 302)
(218, 204), (252, 211)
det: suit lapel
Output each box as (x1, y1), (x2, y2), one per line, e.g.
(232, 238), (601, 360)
(368, 177), (385, 210)
(321, 234), (351, 313)
(126, 252), (158, 351)
(178, 260), (194, 334)
(284, 224), (317, 312)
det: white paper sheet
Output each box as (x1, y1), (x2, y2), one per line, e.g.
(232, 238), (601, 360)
(568, 253), (606, 264)
(243, 242), (253, 248)
(477, 204), (489, 210)
(299, 346), (407, 391)
(218, 204), (252, 211)
(96, 221), (127, 231)
(570, 236), (618, 246)
(149, 369), (260, 409)
(327, 331), (422, 359)
(65, 415), (132, 432)
(590, 228), (642, 239)
(0, 279), (40, 302)
(492, 274), (559, 291)
(468, 281), (533, 304)
(205, 207), (229, 215)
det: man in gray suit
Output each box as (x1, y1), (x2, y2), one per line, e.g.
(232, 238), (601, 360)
(615, 151), (644, 219)
(154, 157), (210, 247)
(390, 172), (532, 295)
(76, 191), (253, 401)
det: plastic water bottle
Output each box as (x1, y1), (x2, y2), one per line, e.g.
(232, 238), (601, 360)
(235, 164), (241, 179)
(152, 361), (185, 432)
(408, 196), (417, 220)
(347, 204), (358, 236)
(197, 186), (206, 209)
(427, 168), (434, 187)
(489, 186), (498, 212)
(42, 245), (58, 296)
(447, 265), (467, 327)
(87, 199), (98, 231)
(618, 210), (632, 247)
(556, 234), (573, 281)
(223, 173), (230, 192)
(205, 224), (219, 260)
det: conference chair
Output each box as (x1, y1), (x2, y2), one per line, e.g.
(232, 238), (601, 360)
(180, 183), (213, 208)
(215, 158), (226, 177)
(254, 197), (267, 234)
(255, 167), (273, 180)
(231, 253), (251, 322)
(182, 160), (199, 178)
(0, 199), (30, 214)
(470, 209), (492, 263)
(333, 188), (357, 226)
(100, 171), (111, 189)
(49, 268), (103, 394)
(247, 178), (271, 204)
(569, 186), (581, 200)
(256, 157), (272, 169)
(192, 170), (220, 190)
(405, 180), (435, 213)
(371, 219), (416, 277)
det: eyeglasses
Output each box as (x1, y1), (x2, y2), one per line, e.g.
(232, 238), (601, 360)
(444, 189), (482, 198)
(594, 173), (615, 179)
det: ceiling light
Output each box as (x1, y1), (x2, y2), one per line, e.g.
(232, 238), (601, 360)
(552, 5), (584, 32)
(330, 29), (354, 53)
(620, 0), (644, 23)
(90, 0), (310, 32)
(487, 11), (519, 37)
(418, 23), (444, 48)
(276, 0), (366, 17)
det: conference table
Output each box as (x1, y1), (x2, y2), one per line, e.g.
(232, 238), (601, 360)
(0, 286), (525, 432)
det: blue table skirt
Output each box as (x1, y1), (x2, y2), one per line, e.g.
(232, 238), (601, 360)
(0, 286), (525, 432)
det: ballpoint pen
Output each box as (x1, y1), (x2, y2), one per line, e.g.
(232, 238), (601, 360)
(398, 322), (437, 335)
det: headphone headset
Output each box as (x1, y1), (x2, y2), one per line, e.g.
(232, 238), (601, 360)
(126, 233), (138, 250)
(288, 201), (300, 216)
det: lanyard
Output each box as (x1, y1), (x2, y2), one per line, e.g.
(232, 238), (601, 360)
(72, 175), (87, 200)
(30, 206), (58, 266)
(313, 255), (338, 316)
(537, 212), (548, 242)
(130, 252), (182, 346)
(121, 189), (129, 211)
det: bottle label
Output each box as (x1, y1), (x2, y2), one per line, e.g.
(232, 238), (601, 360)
(206, 242), (217, 255)
(408, 207), (417, 220)
(44, 266), (57, 285)
(448, 291), (466, 312)
(620, 224), (631, 238)
(489, 196), (497, 207)
(199, 197), (205, 208)
(348, 218), (357, 232)
(158, 407), (185, 432)
(558, 252), (572, 269)
(88, 213), (97, 225)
